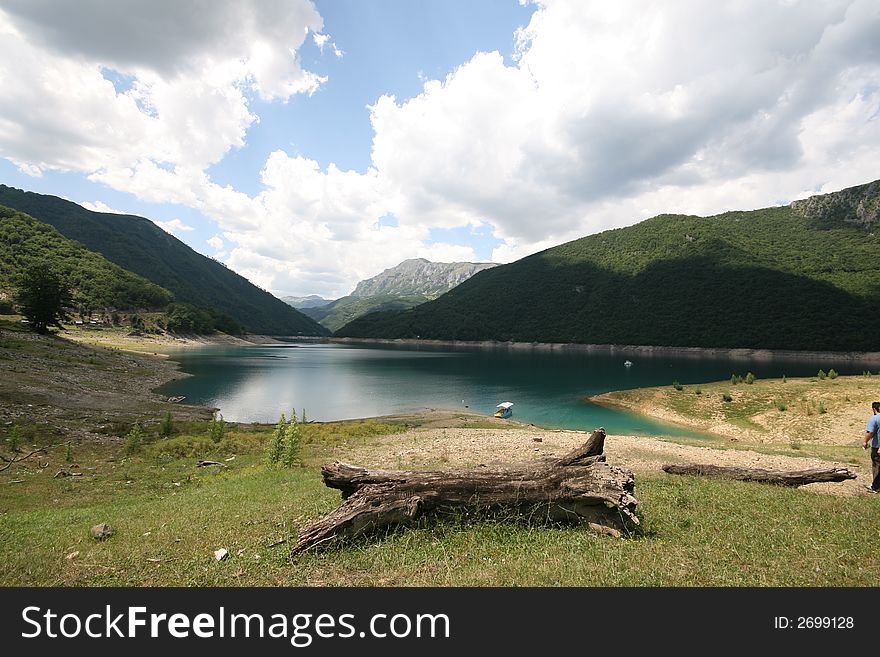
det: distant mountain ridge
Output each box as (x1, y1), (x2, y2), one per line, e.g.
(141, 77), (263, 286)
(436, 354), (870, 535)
(337, 179), (880, 352)
(281, 294), (333, 309)
(350, 258), (497, 297)
(0, 185), (328, 336)
(302, 258), (498, 332)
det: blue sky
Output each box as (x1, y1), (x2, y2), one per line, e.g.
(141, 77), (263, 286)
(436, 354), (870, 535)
(0, 1), (877, 298)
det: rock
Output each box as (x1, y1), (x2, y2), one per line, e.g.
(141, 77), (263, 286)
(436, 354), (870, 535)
(90, 523), (114, 540)
(66, 551), (80, 560)
(214, 548), (229, 561)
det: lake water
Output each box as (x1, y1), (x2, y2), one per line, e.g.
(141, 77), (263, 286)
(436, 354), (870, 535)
(157, 342), (872, 436)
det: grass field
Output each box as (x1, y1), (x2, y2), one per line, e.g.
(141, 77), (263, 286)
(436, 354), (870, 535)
(2, 417), (879, 587)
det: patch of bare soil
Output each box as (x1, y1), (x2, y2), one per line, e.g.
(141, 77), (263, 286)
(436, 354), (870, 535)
(337, 424), (872, 498)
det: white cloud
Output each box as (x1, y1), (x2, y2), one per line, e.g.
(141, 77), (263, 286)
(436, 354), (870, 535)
(2, 0), (879, 300)
(80, 200), (124, 214)
(154, 218), (194, 235)
(0, 1), (323, 176)
(207, 235), (225, 251)
(313, 32), (343, 59)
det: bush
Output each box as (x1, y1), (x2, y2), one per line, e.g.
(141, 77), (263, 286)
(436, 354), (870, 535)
(7, 424), (21, 452)
(722, 393), (733, 402)
(817, 369), (827, 380)
(207, 413), (225, 443)
(283, 414), (302, 468)
(745, 372), (756, 385)
(818, 401), (826, 414)
(782, 375), (787, 383)
(672, 381), (683, 391)
(267, 413), (287, 466)
(160, 411), (174, 438)
(776, 400), (787, 412)
(126, 421), (143, 454)
(828, 369), (838, 379)
(65, 442), (73, 462)
(695, 389), (702, 395)
(730, 374), (737, 385)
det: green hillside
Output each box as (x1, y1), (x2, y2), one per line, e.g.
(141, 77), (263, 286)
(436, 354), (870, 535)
(302, 293), (429, 332)
(0, 205), (173, 311)
(0, 186), (328, 336)
(337, 180), (880, 351)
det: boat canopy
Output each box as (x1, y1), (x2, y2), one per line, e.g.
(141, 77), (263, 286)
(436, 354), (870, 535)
(496, 402), (514, 409)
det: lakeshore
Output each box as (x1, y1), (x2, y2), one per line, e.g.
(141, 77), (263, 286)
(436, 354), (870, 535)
(2, 323), (879, 586)
(331, 336), (880, 364)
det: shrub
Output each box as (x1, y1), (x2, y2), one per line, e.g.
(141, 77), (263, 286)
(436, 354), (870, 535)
(828, 369), (838, 379)
(160, 411), (174, 438)
(267, 413), (287, 466)
(7, 424), (21, 452)
(672, 381), (683, 391)
(730, 374), (737, 385)
(782, 375), (787, 383)
(282, 415), (302, 468)
(817, 369), (826, 380)
(745, 372), (756, 385)
(818, 401), (826, 414)
(776, 400), (787, 412)
(722, 393), (733, 402)
(695, 389), (702, 395)
(207, 413), (225, 443)
(126, 421), (143, 454)
(65, 442), (73, 462)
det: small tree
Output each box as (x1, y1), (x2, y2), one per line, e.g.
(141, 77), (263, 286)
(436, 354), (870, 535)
(283, 414), (302, 468)
(207, 412), (225, 443)
(267, 413), (287, 465)
(65, 442), (73, 462)
(730, 374), (737, 385)
(817, 369), (827, 380)
(160, 411), (174, 438)
(126, 421), (143, 454)
(827, 369), (838, 379)
(301, 408), (308, 424)
(7, 424), (21, 452)
(745, 372), (756, 385)
(15, 263), (72, 333)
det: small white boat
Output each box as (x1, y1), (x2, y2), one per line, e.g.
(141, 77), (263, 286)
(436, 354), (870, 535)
(494, 401), (514, 419)
(624, 360), (633, 367)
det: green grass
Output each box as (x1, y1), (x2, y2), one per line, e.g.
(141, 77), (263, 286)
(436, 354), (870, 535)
(2, 429), (878, 586)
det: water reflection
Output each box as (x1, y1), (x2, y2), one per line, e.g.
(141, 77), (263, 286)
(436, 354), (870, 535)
(158, 342), (878, 436)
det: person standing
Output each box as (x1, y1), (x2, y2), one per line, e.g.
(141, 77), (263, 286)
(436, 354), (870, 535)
(864, 401), (880, 493)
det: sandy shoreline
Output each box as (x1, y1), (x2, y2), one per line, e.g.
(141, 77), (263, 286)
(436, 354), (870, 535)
(331, 336), (880, 363)
(335, 423), (871, 497)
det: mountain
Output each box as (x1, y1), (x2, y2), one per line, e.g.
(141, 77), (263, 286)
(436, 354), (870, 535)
(302, 258), (498, 332)
(337, 180), (880, 352)
(0, 185), (328, 336)
(302, 293), (431, 333)
(350, 258), (497, 297)
(281, 294), (333, 309)
(0, 205), (173, 311)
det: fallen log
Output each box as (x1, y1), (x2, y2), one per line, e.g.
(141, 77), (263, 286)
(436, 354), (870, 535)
(661, 463), (857, 486)
(293, 428), (638, 554)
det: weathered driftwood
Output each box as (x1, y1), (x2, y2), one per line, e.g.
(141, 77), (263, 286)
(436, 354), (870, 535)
(661, 463), (856, 486)
(293, 428), (638, 554)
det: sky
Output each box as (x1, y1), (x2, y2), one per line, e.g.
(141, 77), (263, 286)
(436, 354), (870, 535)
(0, 0), (878, 300)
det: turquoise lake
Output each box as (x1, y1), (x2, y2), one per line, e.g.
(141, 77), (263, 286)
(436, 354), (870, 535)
(157, 342), (871, 436)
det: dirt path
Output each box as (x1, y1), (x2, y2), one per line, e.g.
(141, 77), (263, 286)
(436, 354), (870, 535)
(337, 425), (872, 497)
